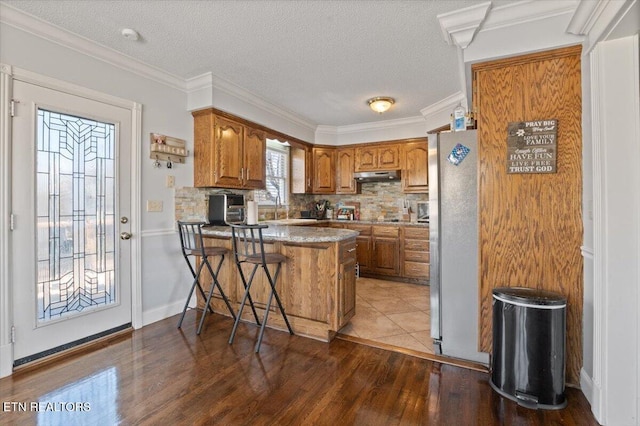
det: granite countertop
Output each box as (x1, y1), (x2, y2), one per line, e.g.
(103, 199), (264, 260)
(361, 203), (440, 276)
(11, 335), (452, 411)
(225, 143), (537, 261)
(202, 224), (358, 243)
(324, 219), (429, 227)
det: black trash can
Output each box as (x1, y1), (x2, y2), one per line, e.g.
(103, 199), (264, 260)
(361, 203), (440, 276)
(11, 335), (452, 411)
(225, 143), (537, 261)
(490, 287), (567, 410)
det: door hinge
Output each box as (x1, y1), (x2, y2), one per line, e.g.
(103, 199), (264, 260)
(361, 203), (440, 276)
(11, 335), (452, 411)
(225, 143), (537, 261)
(11, 326), (15, 344)
(10, 100), (18, 117)
(9, 213), (15, 231)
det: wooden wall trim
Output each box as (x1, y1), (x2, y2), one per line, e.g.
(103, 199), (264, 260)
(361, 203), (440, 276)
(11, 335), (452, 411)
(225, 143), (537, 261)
(474, 45), (583, 385)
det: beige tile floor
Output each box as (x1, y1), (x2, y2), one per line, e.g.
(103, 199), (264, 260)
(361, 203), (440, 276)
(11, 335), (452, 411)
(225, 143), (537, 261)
(338, 277), (434, 354)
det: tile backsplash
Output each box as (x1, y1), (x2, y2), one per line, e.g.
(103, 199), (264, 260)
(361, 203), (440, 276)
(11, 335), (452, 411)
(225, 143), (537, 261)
(175, 181), (427, 222)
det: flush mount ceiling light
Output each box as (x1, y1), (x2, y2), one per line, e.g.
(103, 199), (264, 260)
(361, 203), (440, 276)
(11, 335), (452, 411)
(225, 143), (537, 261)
(121, 28), (140, 41)
(367, 97), (395, 114)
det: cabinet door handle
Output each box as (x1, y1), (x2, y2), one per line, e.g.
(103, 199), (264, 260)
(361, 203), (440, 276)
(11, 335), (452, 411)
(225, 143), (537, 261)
(239, 167), (243, 181)
(246, 168), (250, 181)
(347, 248), (356, 253)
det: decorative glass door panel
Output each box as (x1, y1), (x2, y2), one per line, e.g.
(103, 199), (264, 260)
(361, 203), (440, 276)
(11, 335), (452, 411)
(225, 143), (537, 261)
(12, 78), (132, 365)
(36, 109), (117, 323)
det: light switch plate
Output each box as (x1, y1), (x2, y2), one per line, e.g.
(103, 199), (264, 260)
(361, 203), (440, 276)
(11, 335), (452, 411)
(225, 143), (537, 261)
(166, 175), (175, 188)
(147, 200), (163, 212)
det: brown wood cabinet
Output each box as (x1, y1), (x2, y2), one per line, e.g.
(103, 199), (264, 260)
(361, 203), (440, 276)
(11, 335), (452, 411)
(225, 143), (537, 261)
(345, 224), (372, 274)
(402, 226), (430, 281)
(371, 225), (400, 276)
(322, 222), (429, 284)
(291, 145), (313, 194)
(335, 148), (360, 194)
(354, 144), (401, 172)
(402, 140), (429, 193)
(201, 234), (357, 341)
(337, 239), (357, 328)
(192, 110), (265, 189)
(312, 147), (336, 194)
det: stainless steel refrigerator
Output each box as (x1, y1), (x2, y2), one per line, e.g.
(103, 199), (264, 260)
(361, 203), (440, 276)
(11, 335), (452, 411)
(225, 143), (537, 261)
(428, 130), (489, 364)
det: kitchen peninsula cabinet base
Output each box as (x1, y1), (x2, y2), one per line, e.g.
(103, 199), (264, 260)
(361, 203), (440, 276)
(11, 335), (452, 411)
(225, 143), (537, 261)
(199, 235), (356, 343)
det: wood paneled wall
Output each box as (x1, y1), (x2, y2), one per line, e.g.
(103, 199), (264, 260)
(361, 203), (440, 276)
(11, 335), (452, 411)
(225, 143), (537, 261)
(473, 45), (583, 385)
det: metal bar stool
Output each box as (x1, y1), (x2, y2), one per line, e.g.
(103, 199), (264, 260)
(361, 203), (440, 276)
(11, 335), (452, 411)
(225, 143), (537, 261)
(177, 221), (236, 334)
(228, 224), (294, 352)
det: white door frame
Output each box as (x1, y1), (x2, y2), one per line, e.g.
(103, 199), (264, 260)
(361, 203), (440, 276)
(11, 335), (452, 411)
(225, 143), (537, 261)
(0, 63), (142, 377)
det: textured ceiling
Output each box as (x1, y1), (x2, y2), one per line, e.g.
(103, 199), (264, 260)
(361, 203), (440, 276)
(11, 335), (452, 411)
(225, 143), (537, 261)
(4, 0), (512, 126)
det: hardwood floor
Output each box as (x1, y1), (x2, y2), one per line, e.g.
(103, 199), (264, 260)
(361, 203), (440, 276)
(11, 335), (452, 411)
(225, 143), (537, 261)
(0, 311), (598, 425)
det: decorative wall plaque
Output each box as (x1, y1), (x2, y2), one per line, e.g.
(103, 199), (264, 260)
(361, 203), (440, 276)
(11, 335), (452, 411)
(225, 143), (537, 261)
(506, 119), (557, 174)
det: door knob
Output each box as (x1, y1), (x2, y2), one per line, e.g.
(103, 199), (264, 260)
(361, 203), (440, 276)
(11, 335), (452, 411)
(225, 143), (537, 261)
(120, 232), (132, 240)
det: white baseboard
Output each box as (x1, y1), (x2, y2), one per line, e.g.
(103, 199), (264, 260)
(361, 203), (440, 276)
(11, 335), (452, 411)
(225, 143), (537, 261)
(0, 342), (12, 378)
(141, 299), (193, 327)
(580, 368), (594, 405)
(581, 367), (604, 424)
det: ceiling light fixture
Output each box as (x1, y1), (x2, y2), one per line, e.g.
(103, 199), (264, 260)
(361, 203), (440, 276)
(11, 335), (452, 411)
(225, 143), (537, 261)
(121, 28), (140, 41)
(367, 97), (395, 114)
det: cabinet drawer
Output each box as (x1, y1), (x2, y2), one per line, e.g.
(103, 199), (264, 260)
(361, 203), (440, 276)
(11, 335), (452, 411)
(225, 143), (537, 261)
(404, 239), (429, 252)
(339, 239), (357, 262)
(404, 227), (429, 240)
(347, 224), (371, 235)
(404, 250), (429, 263)
(404, 261), (430, 278)
(372, 226), (399, 238)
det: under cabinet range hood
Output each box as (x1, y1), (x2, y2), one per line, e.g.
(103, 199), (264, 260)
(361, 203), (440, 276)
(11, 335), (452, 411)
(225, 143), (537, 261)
(353, 170), (401, 182)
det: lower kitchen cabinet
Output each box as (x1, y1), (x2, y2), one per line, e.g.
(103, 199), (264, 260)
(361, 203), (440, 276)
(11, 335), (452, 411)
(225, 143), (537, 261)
(321, 222), (429, 284)
(402, 226), (430, 283)
(337, 239), (357, 328)
(371, 226), (400, 276)
(199, 234), (357, 341)
(342, 222), (429, 283)
(345, 224), (372, 274)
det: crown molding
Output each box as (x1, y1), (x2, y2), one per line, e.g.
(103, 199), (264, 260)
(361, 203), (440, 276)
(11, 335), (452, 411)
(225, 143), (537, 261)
(210, 74), (317, 132)
(566, 0), (636, 53)
(437, 1), (492, 48)
(420, 91), (467, 132)
(420, 91), (466, 119)
(566, 0), (609, 35)
(0, 3), (186, 91)
(185, 72), (213, 93)
(481, 0), (579, 32)
(315, 125), (339, 137)
(317, 116), (426, 136)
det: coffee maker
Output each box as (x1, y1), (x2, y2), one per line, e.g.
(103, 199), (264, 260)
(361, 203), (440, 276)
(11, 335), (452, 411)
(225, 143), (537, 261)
(208, 194), (245, 225)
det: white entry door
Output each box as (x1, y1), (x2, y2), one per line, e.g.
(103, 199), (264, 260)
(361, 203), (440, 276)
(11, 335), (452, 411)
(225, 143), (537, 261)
(11, 79), (133, 365)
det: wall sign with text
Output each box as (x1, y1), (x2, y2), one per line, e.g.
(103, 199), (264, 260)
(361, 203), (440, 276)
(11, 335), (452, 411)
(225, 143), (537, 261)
(506, 119), (557, 174)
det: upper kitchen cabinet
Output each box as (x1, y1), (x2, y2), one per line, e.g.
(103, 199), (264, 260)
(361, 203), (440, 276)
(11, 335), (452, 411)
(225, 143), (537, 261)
(402, 139), (429, 193)
(354, 143), (401, 172)
(290, 145), (313, 194)
(335, 147), (360, 194)
(312, 146), (336, 194)
(242, 127), (266, 189)
(192, 110), (265, 189)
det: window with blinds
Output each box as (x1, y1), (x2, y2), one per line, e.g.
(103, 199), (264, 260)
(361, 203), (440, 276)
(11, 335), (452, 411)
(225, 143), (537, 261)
(255, 139), (289, 205)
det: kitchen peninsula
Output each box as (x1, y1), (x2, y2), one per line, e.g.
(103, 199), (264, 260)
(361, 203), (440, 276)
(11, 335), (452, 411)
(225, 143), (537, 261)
(199, 224), (358, 342)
